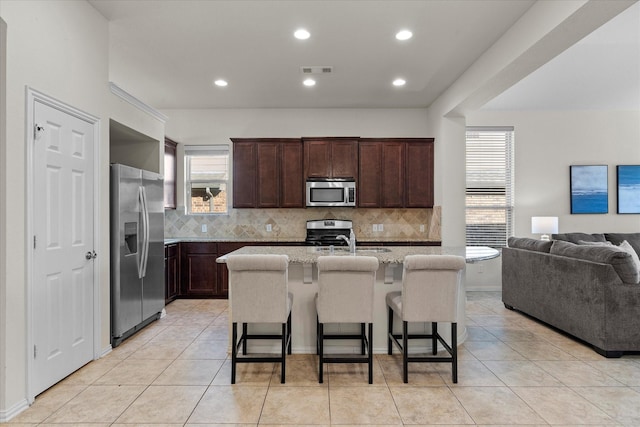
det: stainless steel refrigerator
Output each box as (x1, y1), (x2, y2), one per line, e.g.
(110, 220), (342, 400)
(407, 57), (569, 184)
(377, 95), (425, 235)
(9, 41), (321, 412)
(110, 163), (165, 347)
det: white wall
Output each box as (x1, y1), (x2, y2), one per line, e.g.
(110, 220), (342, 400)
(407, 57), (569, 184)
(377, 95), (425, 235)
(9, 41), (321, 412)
(0, 1), (164, 416)
(162, 108), (432, 209)
(469, 110), (640, 234)
(0, 16), (7, 415)
(0, 0), (109, 413)
(464, 109), (640, 290)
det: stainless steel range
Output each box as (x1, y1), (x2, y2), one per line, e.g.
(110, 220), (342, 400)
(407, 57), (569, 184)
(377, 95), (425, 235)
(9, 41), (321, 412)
(305, 219), (353, 246)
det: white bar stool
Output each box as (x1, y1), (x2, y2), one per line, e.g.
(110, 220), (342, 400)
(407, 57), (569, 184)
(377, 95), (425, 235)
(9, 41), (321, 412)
(316, 255), (379, 384)
(386, 254), (465, 383)
(226, 254), (292, 384)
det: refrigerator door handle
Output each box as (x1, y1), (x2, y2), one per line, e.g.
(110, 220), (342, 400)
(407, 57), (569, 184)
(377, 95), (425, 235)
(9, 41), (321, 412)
(140, 186), (150, 278)
(137, 186), (146, 279)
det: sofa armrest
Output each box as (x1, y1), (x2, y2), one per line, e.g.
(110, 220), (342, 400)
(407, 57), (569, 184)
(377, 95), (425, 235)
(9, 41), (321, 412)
(502, 247), (621, 350)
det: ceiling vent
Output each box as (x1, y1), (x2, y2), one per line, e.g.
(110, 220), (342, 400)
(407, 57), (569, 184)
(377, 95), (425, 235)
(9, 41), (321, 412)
(301, 66), (333, 75)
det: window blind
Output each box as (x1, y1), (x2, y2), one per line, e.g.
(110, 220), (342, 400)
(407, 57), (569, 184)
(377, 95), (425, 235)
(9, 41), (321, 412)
(185, 145), (229, 181)
(184, 145), (229, 156)
(184, 145), (229, 214)
(465, 127), (514, 248)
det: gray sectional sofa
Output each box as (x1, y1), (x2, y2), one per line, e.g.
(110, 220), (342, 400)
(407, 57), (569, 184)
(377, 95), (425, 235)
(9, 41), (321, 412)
(502, 232), (640, 357)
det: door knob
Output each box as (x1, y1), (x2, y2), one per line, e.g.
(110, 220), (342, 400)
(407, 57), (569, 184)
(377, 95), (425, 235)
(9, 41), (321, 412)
(85, 251), (97, 260)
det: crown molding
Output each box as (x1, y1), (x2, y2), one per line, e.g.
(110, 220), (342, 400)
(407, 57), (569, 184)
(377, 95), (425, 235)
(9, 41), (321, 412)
(109, 82), (167, 123)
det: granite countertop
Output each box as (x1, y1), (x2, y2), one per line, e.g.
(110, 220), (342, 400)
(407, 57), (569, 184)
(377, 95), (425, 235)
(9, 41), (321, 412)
(164, 237), (440, 245)
(215, 245), (499, 265)
(163, 237), (299, 245)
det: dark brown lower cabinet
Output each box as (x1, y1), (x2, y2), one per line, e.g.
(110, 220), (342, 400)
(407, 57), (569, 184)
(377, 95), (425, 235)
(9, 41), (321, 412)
(165, 243), (179, 303)
(180, 242), (224, 298)
(217, 242), (247, 297)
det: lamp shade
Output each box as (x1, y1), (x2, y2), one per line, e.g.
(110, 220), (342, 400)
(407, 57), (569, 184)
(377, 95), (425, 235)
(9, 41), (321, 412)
(531, 216), (558, 238)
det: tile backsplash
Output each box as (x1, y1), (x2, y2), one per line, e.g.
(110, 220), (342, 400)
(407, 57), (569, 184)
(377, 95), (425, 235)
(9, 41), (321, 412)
(165, 206), (441, 241)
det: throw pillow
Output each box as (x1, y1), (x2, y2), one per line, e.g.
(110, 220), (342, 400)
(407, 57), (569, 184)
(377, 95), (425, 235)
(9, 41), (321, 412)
(618, 240), (640, 276)
(551, 240), (639, 284)
(605, 233), (640, 259)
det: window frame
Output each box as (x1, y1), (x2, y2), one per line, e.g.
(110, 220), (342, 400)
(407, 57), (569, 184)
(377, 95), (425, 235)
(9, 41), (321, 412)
(184, 145), (230, 215)
(465, 126), (515, 248)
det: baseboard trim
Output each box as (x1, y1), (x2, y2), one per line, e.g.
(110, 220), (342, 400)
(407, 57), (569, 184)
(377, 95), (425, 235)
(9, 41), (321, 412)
(0, 398), (29, 422)
(466, 285), (502, 292)
(100, 344), (113, 358)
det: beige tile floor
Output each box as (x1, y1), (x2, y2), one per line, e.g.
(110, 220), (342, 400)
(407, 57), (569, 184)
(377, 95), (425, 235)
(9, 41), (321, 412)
(8, 291), (640, 426)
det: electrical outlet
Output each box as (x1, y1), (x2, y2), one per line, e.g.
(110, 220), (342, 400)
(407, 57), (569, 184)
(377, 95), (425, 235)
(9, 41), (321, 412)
(201, 224), (207, 233)
(419, 224), (425, 232)
(372, 224), (378, 232)
(379, 224), (384, 232)
(266, 224), (272, 232)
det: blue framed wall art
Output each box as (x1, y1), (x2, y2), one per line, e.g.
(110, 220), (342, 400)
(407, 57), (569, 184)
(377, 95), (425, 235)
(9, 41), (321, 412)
(570, 165), (608, 214)
(617, 165), (640, 214)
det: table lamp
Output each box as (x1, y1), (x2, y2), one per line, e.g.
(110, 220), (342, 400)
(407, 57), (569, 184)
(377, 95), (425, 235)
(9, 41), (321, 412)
(531, 216), (558, 241)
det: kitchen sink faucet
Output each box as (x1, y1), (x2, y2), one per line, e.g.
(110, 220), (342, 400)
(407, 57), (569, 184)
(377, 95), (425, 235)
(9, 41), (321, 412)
(337, 230), (356, 253)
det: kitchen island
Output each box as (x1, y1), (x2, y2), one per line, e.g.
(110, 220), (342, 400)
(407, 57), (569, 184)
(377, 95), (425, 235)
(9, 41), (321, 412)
(217, 245), (498, 354)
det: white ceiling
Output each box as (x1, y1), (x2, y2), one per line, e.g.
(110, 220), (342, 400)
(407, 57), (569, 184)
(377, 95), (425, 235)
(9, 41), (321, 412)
(89, 0), (639, 111)
(483, 1), (640, 111)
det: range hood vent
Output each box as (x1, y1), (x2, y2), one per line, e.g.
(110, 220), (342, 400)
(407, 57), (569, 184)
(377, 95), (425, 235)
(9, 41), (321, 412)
(301, 66), (333, 75)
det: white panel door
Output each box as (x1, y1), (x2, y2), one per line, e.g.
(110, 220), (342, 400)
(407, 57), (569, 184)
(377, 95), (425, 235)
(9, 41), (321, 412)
(32, 100), (95, 396)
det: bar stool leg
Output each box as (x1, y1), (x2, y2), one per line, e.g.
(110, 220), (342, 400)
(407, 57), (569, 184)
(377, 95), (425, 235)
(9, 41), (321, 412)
(281, 322), (286, 383)
(387, 307), (393, 355)
(242, 323), (248, 355)
(231, 322), (238, 384)
(318, 322), (324, 383)
(287, 312), (292, 355)
(368, 322), (373, 384)
(402, 320), (408, 384)
(360, 323), (366, 355)
(316, 315), (320, 355)
(432, 322), (438, 355)
(452, 322), (458, 384)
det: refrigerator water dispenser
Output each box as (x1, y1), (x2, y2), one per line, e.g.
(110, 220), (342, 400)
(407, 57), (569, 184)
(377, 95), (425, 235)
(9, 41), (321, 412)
(124, 222), (138, 255)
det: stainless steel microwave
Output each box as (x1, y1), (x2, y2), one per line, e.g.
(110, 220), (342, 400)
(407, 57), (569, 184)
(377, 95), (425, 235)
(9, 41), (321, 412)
(306, 179), (356, 207)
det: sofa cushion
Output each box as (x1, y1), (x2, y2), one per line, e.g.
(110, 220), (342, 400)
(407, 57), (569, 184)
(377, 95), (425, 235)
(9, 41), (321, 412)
(605, 233), (640, 258)
(551, 240), (639, 284)
(552, 232), (606, 244)
(619, 240), (640, 275)
(507, 236), (552, 253)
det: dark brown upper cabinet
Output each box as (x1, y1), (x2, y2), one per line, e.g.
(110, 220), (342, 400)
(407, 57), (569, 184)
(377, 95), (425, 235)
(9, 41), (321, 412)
(164, 137), (178, 209)
(357, 141), (382, 207)
(358, 138), (434, 208)
(231, 140), (257, 208)
(231, 138), (304, 208)
(279, 141), (305, 207)
(303, 137), (358, 179)
(405, 140), (434, 207)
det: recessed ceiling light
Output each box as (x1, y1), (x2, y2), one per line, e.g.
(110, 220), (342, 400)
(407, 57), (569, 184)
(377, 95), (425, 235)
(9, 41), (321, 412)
(395, 30), (413, 41)
(303, 78), (316, 87)
(214, 79), (228, 87)
(392, 78), (406, 87)
(294, 29), (310, 40)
